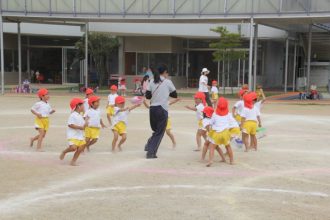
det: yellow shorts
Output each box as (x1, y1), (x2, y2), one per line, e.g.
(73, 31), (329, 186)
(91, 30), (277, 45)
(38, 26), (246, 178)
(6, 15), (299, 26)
(68, 139), (86, 147)
(208, 129), (230, 146)
(106, 106), (115, 116)
(229, 127), (241, 137)
(166, 118), (172, 130)
(211, 93), (219, 100)
(112, 121), (127, 135)
(198, 119), (203, 130)
(242, 120), (258, 135)
(235, 115), (242, 123)
(85, 127), (100, 139)
(34, 117), (49, 131)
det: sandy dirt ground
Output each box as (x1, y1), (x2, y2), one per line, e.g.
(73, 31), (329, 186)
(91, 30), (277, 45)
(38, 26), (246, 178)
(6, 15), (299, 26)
(0, 94), (330, 220)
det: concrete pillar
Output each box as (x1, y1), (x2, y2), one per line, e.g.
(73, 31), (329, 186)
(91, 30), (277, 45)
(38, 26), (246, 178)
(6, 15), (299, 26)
(307, 24), (312, 89)
(237, 59), (240, 87)
(27, 36), (30, 80)
(0, 16), (4, 95)
(292, 41), (297, 91)
(248, 18), (254, 91)
(118, 37), (125, 75)
(284, 38), (289, 93)
(243, 57), (246, 85)
(85, 22), (89, 88)
(18, 22), (22, 89)
(253, 24), (258, 91)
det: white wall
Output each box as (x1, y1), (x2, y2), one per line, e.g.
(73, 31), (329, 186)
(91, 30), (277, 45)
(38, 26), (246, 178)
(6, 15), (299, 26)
(89, 22), (288, 39)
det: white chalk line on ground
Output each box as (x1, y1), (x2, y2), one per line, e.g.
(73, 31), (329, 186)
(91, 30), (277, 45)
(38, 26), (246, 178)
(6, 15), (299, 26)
(0, 185), (327, 214)
(0, 159), (145, 214)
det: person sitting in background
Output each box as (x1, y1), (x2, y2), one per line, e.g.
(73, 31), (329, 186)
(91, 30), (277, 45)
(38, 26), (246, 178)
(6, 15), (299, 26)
(309, 84), (319, 100)
(23, 79), (31, 93)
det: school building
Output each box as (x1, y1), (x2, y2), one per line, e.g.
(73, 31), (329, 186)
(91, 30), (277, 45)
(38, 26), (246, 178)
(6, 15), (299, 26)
(1, 0), (330, 93)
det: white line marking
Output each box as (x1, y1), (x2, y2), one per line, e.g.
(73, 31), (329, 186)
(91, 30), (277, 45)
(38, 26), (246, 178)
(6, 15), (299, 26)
(0, 185), (327, 214)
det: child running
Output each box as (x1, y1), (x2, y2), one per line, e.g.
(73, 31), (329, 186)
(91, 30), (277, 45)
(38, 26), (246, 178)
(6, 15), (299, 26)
(241, 92), (262, 152)
(207, 97), (234, 166)
(84, 96), (106, 152)
(143, 99), (180, 149)
(232, 89), (248, 124)
(111, 96), (141, 152)
(84, 88), (94, 112)
(201, 106), (226, 163)
(185, 92), (207, 151)
(60, 98), (88, 166)
(106, 85), (119, 125)
(30, 88), (55, 151)
(211, 80), (219, 109)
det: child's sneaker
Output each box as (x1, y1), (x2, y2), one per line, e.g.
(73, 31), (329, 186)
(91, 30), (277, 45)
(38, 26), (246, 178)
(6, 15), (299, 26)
(235, 138), (243, 145)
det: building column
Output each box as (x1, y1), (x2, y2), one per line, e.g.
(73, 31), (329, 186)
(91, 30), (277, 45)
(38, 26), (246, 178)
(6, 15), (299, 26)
(242, 54), (246, 85)
(185, 39), (189, 88)
(18, 22), (22, 89)
(118, 37), (125, 75)
(0, 16), (4, 95)
(292, 41), (297, 91)
(237, 58), (240, 87)
(217, 60), (220, 86)
(284, 38), (289, 93)
(85, 22), (89, 88)
(253, 24), (258, 91)
(307, 24), (312, 89)
(248, 18), (254, 91)
(27, 36), (30, 80)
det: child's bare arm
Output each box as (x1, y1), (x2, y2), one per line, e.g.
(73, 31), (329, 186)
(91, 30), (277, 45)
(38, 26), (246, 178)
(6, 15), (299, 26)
(68, 124), (85, 130)
(240, 117), (246, 130)
(31, 109), (42, 118)
(143, 100), (150, 109)
(257, 116), (262, 127)
(128, 104), (141, 111)
(232, 107), (236, 117)
(169, 98), (180, 106)
(185, 105), (197, 111)
(50, 109), (56, 114)
(100, 119), (106, 128)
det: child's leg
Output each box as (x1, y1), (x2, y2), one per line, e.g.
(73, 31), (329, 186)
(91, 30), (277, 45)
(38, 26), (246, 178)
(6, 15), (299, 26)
(85, 138), (91, 151)
(107, 114), (112, 125)
(112, 130), (119, 152)
(166, 129), (176, 148)
(251, 135), (257, 150)
(30, 134), (39, 147)
(36, 129), (46, 151)
(201, 140), (210, 161)
(206, 143), (216, 167)
(201, 130), (207, 141)
(225, 145), (234, 164)
(71, 146), (85, 166)
(117, 133), (127, 151)
(60, 145), (77, 160)
(215, 146), (226, 162)
(242, 132), (250, 152)
(195, 130), (202, 151)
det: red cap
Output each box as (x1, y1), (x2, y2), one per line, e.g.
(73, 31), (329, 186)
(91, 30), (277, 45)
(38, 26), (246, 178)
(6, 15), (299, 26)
(85, 88), (94, 95)
(243, 92), (257, 109)
(37, 88), (48, 98)
(216, 97), (229, 116)
(194, 92), (206, 106)
(70, 98), (84, 110)
(110, 85), (118, 91)
(203, 106), (214, 118)
(238, 89), (248, 97)
(115, 96), (125, 104)
(88, 96), (101, 106)
(212, 80), (217, 85)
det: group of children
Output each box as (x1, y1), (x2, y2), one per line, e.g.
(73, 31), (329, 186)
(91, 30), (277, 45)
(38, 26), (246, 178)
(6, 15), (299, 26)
(186, 84), (266, 167)
(29, 82), (265, 166)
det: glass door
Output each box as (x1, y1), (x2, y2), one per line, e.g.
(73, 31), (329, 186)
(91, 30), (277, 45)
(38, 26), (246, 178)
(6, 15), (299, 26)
(62, 47), (81, 84)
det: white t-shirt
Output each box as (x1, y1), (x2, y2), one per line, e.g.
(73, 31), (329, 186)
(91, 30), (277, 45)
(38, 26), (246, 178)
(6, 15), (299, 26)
(234, 100), (244, 116)
(198, 75), (209, 92)
(211, 86), (218, 94)
(202, 117), (211, 130)
(254, 101), (262, 113)
(196, 103), (205, 120)
(241, 106), (260, 122)
(108, 93), (118, 105)
(112, 107), (129, 126)
(67, 111), (85, 140)
(210, 114), (230, 133)
(228, 114), (239, 129)
(84, 108), (101, 128)
(83, 98), (89, 112)
(31, 101), (52, 117)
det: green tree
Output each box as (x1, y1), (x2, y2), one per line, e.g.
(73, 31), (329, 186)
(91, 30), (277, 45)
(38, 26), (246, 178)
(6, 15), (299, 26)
(209, 27), (245, 93)
(75, 32), (119, 87)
